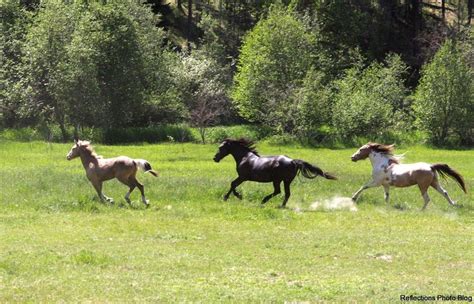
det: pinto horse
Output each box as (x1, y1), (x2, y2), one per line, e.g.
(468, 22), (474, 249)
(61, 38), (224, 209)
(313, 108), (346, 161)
(213, 139), (336, 207)
(351, 142), (466, 210)
(67, 139), (158, 207)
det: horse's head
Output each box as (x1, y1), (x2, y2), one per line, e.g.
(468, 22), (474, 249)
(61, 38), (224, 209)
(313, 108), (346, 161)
(213, 140), (231, 162)
(351, 142), (395, 162)
(66, 139), (90, 160)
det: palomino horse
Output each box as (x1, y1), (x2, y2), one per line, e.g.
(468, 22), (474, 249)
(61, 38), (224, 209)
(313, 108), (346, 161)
(66, 139), (158, 207)
(213, 139), (337, 207)
(351, 142), (466, 210)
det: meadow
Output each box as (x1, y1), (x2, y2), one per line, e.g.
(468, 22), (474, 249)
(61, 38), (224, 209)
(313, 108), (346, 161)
(0, 140), (473, 302)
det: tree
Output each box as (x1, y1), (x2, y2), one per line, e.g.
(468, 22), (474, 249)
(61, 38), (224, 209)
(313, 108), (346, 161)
(16, 0), (175, 137)
(0, 1), (31, 127)
(173, 50), (231, 143)
(231, 5), (316, 133)
(22, 1), (78, 140)
(332, 54), (409, 139)
(414, 39), (474, 145)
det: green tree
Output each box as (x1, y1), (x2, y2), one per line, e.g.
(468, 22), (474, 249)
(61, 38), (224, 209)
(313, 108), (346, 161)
(173, 50), (232, 143)
(414, 39), (474, 145)
(332, 54), (409, 139)
(22, 0), (77, 140)
(18, 0), (175, 138)
(0, 1), (31, 127)
(231, 5), (316, 133)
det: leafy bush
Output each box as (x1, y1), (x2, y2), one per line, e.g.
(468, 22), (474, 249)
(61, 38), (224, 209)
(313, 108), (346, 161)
(332, 54), (409, 139)
(231, 5), (316, 133)
(413, 39), (474, 146)
(102, 125), (195, 144)
(204, 125), (269, 143)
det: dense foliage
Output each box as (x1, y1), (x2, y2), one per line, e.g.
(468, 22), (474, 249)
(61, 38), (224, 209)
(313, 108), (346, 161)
(332, 55), (409, 139)
(414, 39), (474, 145)
(1, 0), (473, 145)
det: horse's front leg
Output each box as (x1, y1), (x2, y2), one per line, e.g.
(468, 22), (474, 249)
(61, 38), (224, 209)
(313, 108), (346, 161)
(352, 179), (379, 202)
(91, 180), (113, 203)
(224, 177), (244, 201)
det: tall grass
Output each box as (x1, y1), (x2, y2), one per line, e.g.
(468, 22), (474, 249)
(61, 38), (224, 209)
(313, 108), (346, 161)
(0, 141), (473, 302)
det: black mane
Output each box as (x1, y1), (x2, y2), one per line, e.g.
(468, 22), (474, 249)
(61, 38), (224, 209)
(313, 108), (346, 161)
(227, 138), (260, 156)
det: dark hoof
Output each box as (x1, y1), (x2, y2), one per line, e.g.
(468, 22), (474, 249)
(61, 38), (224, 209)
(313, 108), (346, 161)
(278, 205), (287, 209)
(223, 196), (229, 201)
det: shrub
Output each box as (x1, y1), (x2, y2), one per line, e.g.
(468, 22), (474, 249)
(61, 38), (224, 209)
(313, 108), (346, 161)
(231, 5), (316, 133)
(102, 125), (195, 144)
(204, 125), (269, 143)
(413, 39), (474, 146)
(332, 54), (409, 139)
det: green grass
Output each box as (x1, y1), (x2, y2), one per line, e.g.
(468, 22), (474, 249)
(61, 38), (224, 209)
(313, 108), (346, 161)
(0, 140), (473, 302)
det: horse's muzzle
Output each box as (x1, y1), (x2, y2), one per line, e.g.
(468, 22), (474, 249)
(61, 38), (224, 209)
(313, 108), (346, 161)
(213, 156), (220, 163)
(351, 156), (357, 162)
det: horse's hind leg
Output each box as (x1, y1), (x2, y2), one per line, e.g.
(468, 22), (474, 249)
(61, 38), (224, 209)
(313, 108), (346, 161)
(262, 181), (281, 205)
(431, 179), (456, 206)
(131, 177), (149, 208)
(281, 180), (292, 208)
(118, 176), (136, 205)
(418, 183), (430, 210)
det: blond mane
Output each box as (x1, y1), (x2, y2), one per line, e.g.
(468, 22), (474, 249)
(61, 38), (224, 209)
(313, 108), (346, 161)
(368, 142), (403, 164)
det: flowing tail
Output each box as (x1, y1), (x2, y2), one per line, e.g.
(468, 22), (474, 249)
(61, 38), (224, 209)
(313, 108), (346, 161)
(294, 160), (337, 180)
(135, 159), (158, 177)
(431, 164), (466, 193)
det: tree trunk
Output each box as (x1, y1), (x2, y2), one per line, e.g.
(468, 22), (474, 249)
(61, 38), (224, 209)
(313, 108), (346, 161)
(187, 0), (192, 48)
(379, 0), (395, 52)
(59, 121), (68, 142)
(469, 0), (473, 25)
(441, 0), (446, 22)
(409, 0), (422, 59)
(199, 127), (206, 144)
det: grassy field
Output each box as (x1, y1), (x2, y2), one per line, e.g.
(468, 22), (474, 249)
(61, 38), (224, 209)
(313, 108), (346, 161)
(0, 140), (473, 302)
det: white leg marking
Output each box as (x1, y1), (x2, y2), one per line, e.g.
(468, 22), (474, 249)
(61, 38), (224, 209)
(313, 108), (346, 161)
(435, 185), (456, 205)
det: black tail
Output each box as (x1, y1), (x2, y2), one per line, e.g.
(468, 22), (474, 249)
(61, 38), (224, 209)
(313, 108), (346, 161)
(136, 159), (159, 177)
(294, 160), (337, 180)
(432, 164), (467, 193)
(144, 162), (158, 177)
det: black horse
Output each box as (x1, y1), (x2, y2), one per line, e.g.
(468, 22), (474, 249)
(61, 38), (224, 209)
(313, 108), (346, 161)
(213, 139), (337, 207)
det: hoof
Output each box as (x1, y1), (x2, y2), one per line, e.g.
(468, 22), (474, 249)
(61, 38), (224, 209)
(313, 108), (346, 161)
(223, 196), (229, 201)
(278, 205), (287, 209)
